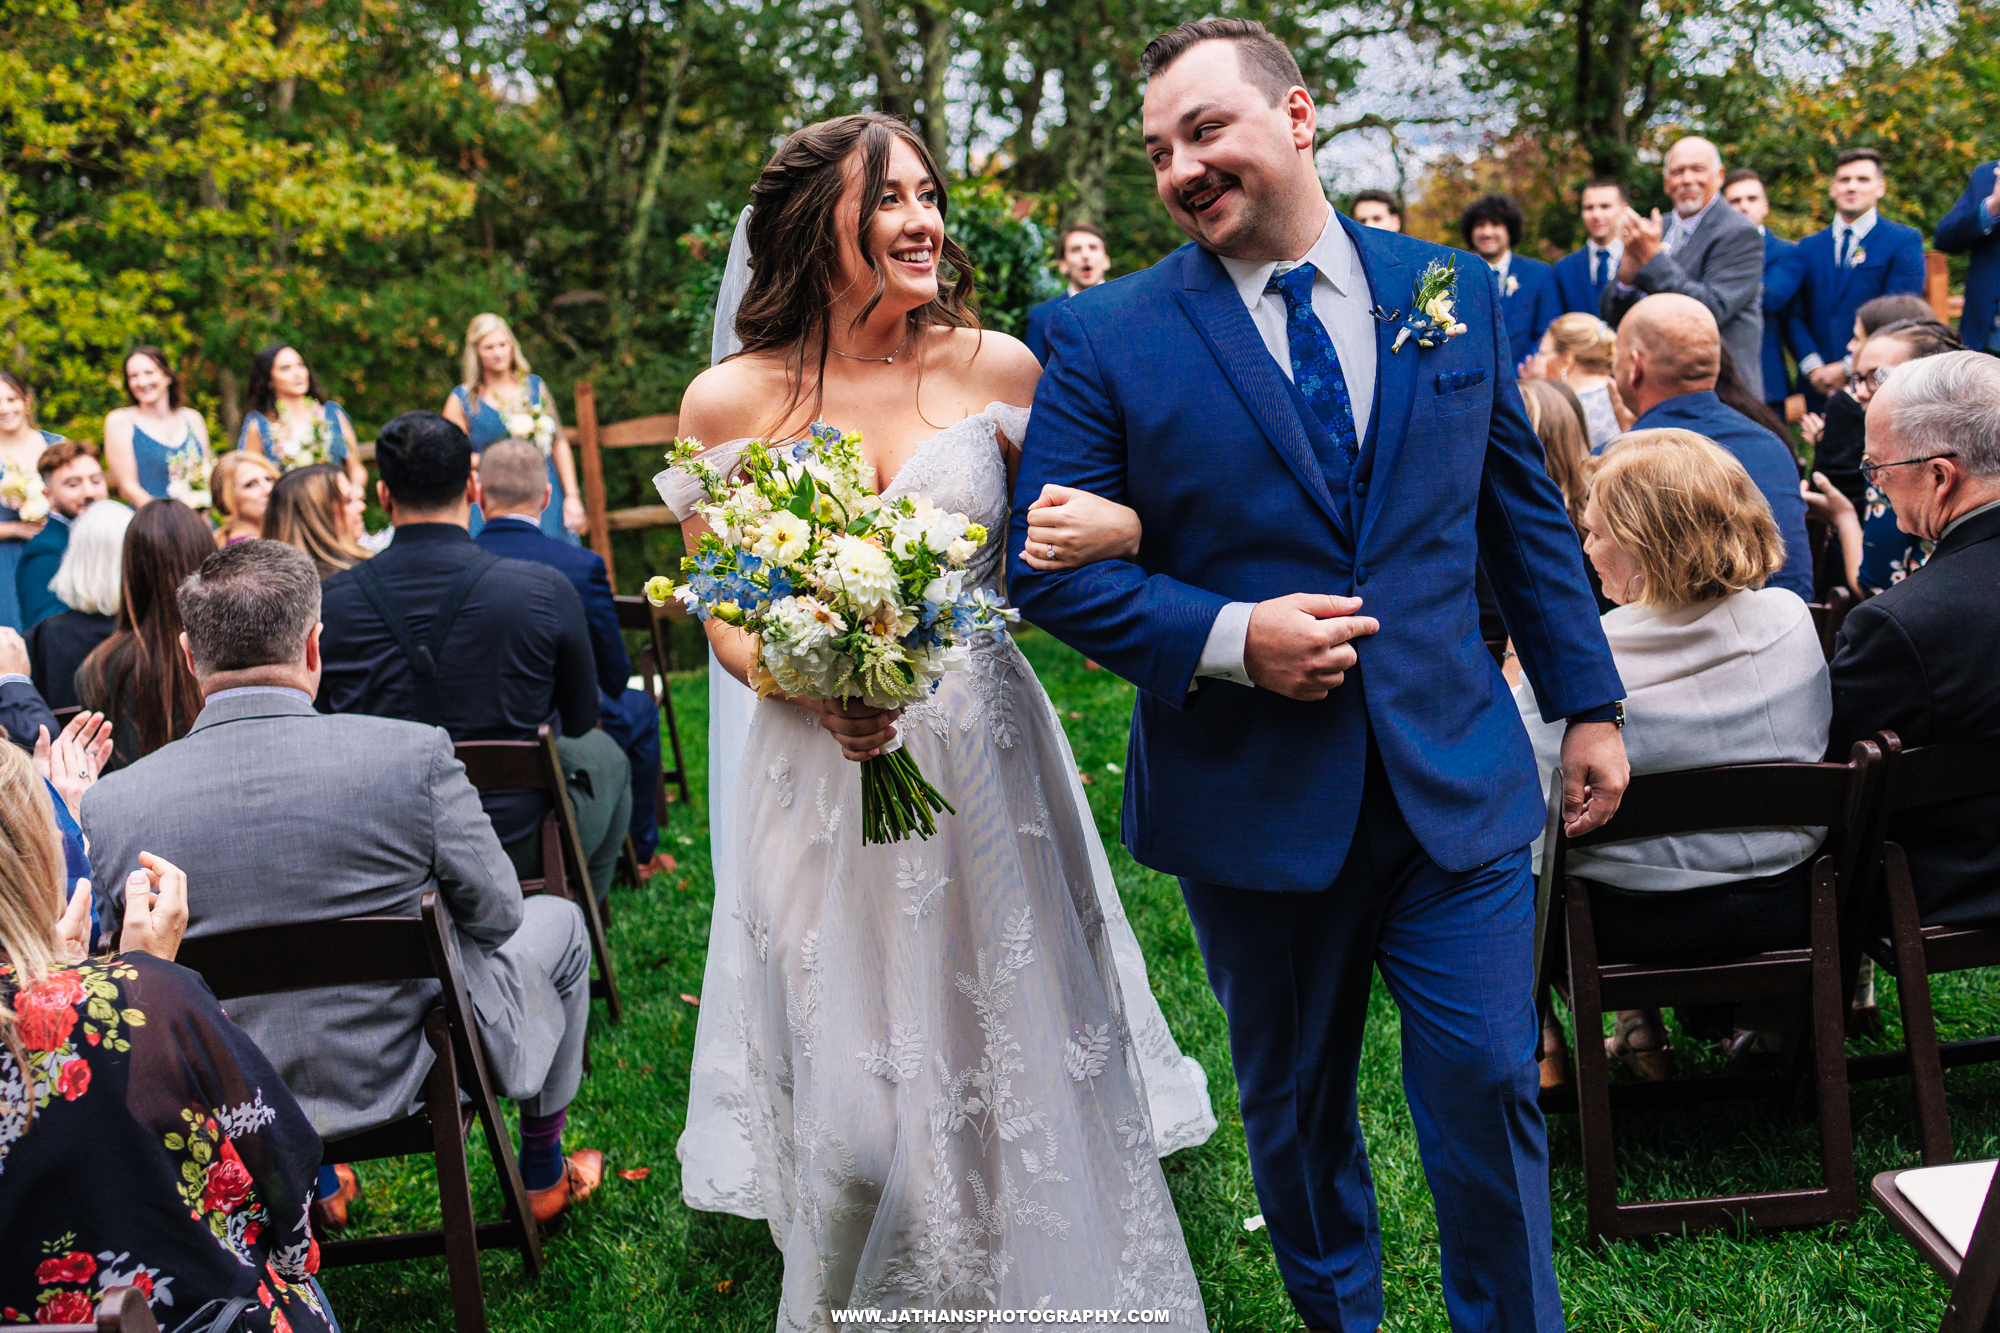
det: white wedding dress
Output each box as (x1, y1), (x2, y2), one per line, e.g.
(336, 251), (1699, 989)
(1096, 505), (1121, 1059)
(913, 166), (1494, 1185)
(660, 403), (1212, 1328)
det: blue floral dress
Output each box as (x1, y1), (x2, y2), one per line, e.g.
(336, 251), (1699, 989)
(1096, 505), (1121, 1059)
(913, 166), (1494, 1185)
(132, 418), (210, 504)
(238, 402), (353, 470)
(450, 375), (576, 544)
(1857, 481), (1930, 595)
(0, 430), (63, 630)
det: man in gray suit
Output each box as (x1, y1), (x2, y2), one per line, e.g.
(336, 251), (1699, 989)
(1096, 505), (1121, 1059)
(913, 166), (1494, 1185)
(1602, 135), (1768, 400)
(82, 540), (603, 1223)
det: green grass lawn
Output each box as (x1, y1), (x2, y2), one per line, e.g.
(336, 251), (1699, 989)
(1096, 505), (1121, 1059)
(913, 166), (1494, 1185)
(319, 628), (1998, 1331)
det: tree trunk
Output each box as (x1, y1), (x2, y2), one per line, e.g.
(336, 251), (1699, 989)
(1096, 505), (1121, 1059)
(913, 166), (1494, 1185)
(912, 0), (951, 167)
(619, 17), (694, 341)
(0, 176), (24, 373)
(853, 0), (916, 120)
(216, 366), (243, 441)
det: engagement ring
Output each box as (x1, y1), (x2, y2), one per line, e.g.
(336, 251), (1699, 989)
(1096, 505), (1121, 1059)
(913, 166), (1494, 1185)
(1044, 543), (1056, 559)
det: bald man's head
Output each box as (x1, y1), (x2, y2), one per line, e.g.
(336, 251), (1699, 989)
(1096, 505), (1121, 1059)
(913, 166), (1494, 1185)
(1614, 294), (1720, 414)
(1664, 137), (1724, 217)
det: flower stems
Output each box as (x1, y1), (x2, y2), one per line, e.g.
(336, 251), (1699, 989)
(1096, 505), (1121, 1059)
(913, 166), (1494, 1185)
(860, 749), (956, 844)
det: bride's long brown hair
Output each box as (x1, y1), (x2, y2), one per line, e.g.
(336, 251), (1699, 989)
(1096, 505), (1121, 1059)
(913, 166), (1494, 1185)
(733, 112), (981, 433)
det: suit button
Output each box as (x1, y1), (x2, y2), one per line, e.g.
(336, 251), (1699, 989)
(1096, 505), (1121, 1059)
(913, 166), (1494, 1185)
(1354, 480), (1368, 497)
(1355, 566), (1369, 587)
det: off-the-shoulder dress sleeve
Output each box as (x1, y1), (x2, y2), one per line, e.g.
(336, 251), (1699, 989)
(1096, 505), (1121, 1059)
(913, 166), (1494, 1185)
(655, 439), (756, 521)
(985, 402), (1030, 452)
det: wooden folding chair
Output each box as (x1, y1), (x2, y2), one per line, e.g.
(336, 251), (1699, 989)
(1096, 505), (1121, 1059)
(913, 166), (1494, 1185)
(1845, 734), (2000, 1165)
(1873, 1158), (2000, 1331)
(1534, 744), (1882, 1244)
(570, 382), (681, 588)
(455, 725), (623, 1024)
(614, 592), (692, 809)
(173, 894), (542, 1333)
(1808, 585), (1856, 662)
(19, 1285), (159, 1332)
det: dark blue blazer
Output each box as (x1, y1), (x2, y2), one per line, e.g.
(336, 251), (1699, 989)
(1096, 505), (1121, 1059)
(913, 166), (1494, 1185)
(476, 515), (631, 699)
(1758, 230), (1818, 405)
(1498, 254), (1561, 366)
(15, 513), (71, 632)
(1935, 161), (2000, 353)
(1553, 246), (1613, 316)
(1010, 221), (1622, 892)
(1617, 392), (1814, 599)
(1023, 293), (1067, 365)
(1764, 216), (1927, 368)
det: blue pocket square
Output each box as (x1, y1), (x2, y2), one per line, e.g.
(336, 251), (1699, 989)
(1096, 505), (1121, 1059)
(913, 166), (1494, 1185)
(1434, 368), (1488, 395)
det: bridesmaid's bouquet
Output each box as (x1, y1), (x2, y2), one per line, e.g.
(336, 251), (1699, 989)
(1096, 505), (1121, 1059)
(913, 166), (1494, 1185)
(1, 468), (49, 523)
(649, 427), (1016, 844)
(165, 444), (212, 509)
(273, 407), (336, 469)
(504, 398), (558, 456)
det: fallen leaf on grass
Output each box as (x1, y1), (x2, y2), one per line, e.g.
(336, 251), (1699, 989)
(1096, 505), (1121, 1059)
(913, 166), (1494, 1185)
(657, 854), (677, 874)
(1083, 659), (1103, 670)
(619, 1167), (651, 1181)
(680, 992), (701, 1006)
(1067, 710), (1083, 720)
(1079, 773), (1095, 786)
(1105, 762), (1122, 774)
(716, 1280), (735, 1295)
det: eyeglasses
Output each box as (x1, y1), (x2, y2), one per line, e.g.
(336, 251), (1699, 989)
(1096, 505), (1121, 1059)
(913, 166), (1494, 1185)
(1848, 366), (1894, 392)
(1860, 452), (1957, 483)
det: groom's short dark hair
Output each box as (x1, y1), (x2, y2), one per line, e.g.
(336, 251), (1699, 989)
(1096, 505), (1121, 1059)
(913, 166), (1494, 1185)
(1140, 19), (1304, 105)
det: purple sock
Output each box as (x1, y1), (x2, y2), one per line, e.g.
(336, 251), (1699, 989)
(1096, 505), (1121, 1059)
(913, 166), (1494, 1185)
(518, 1109), (567, 1191)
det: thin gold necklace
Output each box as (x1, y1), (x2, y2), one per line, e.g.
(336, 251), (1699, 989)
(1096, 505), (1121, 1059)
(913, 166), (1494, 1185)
(831, 323), (912, 365)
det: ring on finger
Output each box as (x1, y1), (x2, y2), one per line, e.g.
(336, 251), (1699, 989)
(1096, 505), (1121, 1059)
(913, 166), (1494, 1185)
(1043, 542), (1057, 559)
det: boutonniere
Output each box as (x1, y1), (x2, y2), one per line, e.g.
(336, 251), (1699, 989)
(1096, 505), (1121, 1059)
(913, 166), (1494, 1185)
(1391, 259), (1469, 354)
(1504, 274), (1520, 297)
(1849, 246), (1866, 267)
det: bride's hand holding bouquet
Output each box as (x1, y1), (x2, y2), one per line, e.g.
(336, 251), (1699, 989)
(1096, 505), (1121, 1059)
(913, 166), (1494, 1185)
(650, 425), (1016, 844)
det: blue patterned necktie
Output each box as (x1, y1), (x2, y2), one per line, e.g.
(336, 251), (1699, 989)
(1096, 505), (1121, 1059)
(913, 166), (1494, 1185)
(1838, 226), (1853, 269)
(1594, 248), (1609, 287)
(1267, 263), (1359, 464)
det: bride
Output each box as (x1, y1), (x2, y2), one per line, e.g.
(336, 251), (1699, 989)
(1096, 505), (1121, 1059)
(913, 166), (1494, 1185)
(661, 112), (1212, 1326)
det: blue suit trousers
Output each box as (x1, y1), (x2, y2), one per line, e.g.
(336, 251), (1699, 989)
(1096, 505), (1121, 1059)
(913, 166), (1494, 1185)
(1179, 741), (1560, 1332)
(598, 686), (662, 856)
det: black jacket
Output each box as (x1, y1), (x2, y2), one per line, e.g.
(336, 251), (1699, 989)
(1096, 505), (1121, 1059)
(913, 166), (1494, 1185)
(1828, 503), (2000, 925)
(29, 609), (117, 712)
(316, 523), (599, 845)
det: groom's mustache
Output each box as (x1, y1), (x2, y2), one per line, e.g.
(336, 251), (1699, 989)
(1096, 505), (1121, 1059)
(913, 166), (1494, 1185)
(1178, 172), (1241, 216)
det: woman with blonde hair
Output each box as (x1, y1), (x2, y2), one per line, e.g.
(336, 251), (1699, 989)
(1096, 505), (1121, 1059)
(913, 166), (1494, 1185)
(441, 313), (584, 543)
(28, 499), (131, 711)
(263, 462), (369, 577)
(1525, 311), (1627, 445)
(209, 450), (280, 546)
(0, 740), (340, 1329)
(1521, 428), (1831, 1082)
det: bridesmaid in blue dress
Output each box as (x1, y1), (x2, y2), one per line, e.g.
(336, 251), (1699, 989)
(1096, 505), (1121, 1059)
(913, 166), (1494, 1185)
(440, 313), (584, 544)
(0, 370), (64, 630)
(236, 343), (367, 490)
(102, 346), (211, 508)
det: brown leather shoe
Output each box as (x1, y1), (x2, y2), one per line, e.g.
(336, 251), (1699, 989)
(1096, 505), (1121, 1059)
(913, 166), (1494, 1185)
(634, 854), (677, 880)
(527, 1149), (605, 1225)
(309, 1163), (362, 1234)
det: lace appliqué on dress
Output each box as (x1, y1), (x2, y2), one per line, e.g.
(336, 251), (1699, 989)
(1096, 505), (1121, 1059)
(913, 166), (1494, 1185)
(1017, 776), (1052, 841)
(898, 857), (948, 927)
(808, 777), (843, 846)
(962, 643), (1022, 749)
(769, 756), (795, 809)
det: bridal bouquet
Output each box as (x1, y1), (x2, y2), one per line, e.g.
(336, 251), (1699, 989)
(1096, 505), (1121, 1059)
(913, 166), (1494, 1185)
(648, 427), (1016, 844)
(1, 467), (49, 523)
(504, 397), (558, 456)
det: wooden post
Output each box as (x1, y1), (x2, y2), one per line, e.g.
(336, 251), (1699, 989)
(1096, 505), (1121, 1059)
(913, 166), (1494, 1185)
(574, 381), (615, 586)
(1926, 251), (1951, 324)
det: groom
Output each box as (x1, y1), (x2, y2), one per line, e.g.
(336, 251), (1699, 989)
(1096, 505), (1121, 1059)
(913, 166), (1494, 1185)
(1009, 20), (1627, 1333)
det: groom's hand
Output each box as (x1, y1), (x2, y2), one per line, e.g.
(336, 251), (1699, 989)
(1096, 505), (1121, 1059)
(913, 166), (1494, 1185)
(1559, 722), (1630, 837)
(1244, 594), (1379, 701)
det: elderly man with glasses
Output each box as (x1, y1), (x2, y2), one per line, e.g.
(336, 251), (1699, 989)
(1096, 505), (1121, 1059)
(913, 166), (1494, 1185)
(1826, 350), (2000, 927)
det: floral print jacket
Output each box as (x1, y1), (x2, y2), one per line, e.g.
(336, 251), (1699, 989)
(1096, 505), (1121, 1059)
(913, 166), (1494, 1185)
(1, 953), (331, 1332)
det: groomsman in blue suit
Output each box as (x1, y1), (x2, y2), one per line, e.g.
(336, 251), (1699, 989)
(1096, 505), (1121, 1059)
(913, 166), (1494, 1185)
(1462, 192), (1560, 366)
(1723, 167), (1818, 414)
(1013, 20), (1627, 1332)
(1764, 147), (1927, 408)
(1022, 222), (1110, 364)
(1934, 157), (2000, 355)
(1553, 179), (1627, 315)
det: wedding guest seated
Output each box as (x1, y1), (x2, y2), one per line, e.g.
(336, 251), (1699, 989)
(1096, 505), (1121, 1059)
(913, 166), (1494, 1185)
(0, 627), (57, 751)
(73, 499), (213, 771)
(27, 499), (130, 711)
(1804, 319), (1964, 598)
(263, 461), (370, 577)
(0, 740), (339, 1330)
(82, 540), (604, 1221)
(476, 440), (667, 878)
(210, 449), (280, 546)
(16, 440), (109, 633)
(1518, 428), (1831, 1078)
(1525, 313), (1625, 446)
(318, 412), (630, 903)
(1827, 351), (2000, 927)
(1609, 291), (1814, 598)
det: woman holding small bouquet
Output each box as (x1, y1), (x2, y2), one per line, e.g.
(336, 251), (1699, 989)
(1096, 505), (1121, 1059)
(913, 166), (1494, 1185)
(0, 371), (63, 629)
(236, 343), (367, 490)
(102, 347), (212, 509)
(441, 312), (583, 544)
(660, 112), (1211, 1327)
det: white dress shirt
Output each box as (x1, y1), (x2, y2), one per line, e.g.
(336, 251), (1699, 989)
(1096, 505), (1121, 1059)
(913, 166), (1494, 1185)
(1833, 207), (1880, 264)
(1662, 190), (1722, 255)
(1587, 238), (1623, 282)
(1194, 205), (1380, 689)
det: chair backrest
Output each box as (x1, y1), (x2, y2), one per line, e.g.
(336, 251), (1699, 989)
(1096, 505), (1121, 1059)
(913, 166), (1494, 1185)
(51, 704), (81, 726)
(452, 726), (585, 899)
(1878, 734), (2000, 815)
(175, 894), (449, 1002)
(572, 381), (683, 586)
(1809, 585), (1856, 662)
(454, 728), (560, 793)
(18, 1284), (159, 1333)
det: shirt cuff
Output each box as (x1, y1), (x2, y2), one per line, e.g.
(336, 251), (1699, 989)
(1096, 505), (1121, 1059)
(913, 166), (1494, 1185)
(0, 675), (31, 690)
(1567, 704), (1622, 726)
(1191, 601), (1255, 691)
(1797, 352), (1825, 374)
(1981, 198), (1999, 233)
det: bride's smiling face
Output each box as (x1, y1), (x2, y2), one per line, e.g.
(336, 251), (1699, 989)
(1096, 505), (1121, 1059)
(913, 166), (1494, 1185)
(835, 137), (944, 318)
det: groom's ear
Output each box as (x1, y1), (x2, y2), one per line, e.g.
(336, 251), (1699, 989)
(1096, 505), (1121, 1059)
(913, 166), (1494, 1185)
(1284, 87), (1316, 152)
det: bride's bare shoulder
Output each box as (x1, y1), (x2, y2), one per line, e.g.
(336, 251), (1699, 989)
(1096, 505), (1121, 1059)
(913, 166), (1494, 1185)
(679, 353), (796, 445)
(932, 325), (1040, 408)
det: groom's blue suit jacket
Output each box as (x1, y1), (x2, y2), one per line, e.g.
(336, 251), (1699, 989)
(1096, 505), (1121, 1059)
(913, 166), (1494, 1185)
(1010, 219), (1622, 893)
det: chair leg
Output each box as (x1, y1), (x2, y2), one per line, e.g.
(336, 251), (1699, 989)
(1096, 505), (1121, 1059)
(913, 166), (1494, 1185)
(578, 878), (623, 1025)
(1806, 860), (1858, 1222)
(461, 1026), (545, 1277)
(617, 834), (639, 891)
(656, 648), (691, 806)
(1884, 843), (1955, 1165)
(424, 1011), (489, 1333)
(1564, 881), (1622, 1246)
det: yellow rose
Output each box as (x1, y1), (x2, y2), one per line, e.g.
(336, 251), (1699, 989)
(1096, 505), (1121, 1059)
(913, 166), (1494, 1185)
(643, 575), (676, 606)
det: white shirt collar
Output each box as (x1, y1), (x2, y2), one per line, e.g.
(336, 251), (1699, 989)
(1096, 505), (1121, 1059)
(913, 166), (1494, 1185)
(1672, 191), (1721, 227)
(1836, 208), (1879, 242)
(1217, 204), (1359, 314)
(1587, 237), (1623, 259)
